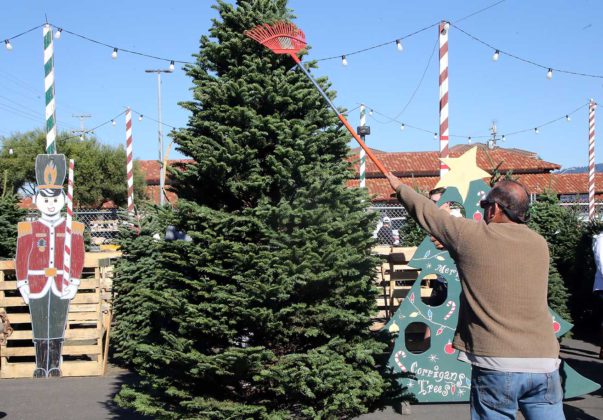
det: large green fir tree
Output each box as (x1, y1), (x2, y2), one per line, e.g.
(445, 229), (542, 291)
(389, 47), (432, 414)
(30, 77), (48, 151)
(112, 1), (402, 418)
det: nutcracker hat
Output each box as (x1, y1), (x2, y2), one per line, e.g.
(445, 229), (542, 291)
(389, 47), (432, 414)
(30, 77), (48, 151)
(35, 154), (66, 190)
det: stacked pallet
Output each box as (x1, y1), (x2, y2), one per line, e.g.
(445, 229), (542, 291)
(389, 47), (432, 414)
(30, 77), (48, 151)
(371, 246), (434, 330)
(0, 253), (117, 378)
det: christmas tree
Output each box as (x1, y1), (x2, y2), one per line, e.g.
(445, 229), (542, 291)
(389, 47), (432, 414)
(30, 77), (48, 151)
(112, 0), (403, 417)
(385, 147), (599, 402)
(0, 194), (25, 258)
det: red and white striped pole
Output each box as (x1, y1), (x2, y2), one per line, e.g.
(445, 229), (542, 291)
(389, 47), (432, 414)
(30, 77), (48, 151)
(439, 21), (450, 177)
(126, 108), (135, 215)
(589, 99), (597, 220)
(63, 159), (74, 284)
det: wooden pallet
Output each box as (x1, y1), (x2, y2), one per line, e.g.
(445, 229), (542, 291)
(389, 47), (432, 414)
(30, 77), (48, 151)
(0, 253), (117, 378)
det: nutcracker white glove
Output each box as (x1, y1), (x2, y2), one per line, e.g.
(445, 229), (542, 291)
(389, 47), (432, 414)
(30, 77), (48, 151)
(18, 284), (30, 304)
(61, 284), (78, 300)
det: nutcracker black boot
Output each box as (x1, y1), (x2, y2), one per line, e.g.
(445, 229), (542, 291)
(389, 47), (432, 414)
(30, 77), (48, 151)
(33, 339), (48, 378)
(47, 338), (63, 377)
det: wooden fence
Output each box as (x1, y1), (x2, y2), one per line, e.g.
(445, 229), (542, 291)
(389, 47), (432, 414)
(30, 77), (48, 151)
(0, 253), (117, 378)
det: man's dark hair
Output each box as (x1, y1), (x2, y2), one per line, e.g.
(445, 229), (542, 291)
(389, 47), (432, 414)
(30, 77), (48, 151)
(488, 180), (530, 223)
(429, 187), (446, 197)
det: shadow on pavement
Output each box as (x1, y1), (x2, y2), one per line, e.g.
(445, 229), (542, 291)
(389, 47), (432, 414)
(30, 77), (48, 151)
(102, 370), (153, 419)
(563, 404), (600, 420)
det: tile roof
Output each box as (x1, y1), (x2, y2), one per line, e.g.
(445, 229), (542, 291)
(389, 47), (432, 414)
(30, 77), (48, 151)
(348, 143), (559, 177)
(350, 173), (603, 202)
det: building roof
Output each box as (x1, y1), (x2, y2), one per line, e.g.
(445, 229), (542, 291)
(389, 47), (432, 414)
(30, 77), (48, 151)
(349, 143), (560, 177)
(348, 173), (603, 202)
(138, 159), (194, 185)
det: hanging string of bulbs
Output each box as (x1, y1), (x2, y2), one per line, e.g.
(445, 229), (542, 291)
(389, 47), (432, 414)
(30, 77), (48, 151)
(2, 22), (193, 69)
(363, 101), (589, 142)
(2, 16), (601, 80)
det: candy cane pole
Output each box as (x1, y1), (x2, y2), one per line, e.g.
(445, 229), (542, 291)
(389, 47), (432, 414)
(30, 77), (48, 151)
(589, 99), (597, 220)
(126, 108), (135, 214)
(439, 21), (450, 177)
(359, 105), (366, 188)
(43, 24), (57, 154)
(63, 159), (74, 284)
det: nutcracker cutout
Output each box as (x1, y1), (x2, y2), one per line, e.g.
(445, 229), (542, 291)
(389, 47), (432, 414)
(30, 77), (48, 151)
(16, 154), (85, 378)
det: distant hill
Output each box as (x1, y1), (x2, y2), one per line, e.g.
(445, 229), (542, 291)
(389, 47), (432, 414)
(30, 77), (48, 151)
(557, 164), (603, 174)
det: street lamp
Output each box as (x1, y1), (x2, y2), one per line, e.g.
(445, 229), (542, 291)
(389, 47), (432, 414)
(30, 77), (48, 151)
(145, 68), (173, 206)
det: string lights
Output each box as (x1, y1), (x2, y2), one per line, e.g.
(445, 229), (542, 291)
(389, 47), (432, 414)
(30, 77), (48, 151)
(112, 47), (118, 59)
(4, 40), (13, 51)
(54, 28), (62, 39)
(364, 102), (589, 141)
(341, 55), (348, 66)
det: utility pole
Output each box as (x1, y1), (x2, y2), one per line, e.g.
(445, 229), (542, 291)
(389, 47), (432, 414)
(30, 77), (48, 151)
(487, 121), (502, 150)
(71, 114), (92, 140)
(145, 68), (173, 206)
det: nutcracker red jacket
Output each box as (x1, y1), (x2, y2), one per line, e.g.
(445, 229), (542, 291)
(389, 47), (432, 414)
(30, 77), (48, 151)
(15, 218), (85, 298)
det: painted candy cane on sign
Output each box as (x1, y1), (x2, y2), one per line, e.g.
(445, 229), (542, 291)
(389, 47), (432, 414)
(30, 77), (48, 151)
(443, 300), (456, 320)
(395, 350), (407, 372)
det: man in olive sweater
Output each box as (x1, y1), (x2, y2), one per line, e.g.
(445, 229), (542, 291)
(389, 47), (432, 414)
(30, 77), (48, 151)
(385, 173), (564, 420)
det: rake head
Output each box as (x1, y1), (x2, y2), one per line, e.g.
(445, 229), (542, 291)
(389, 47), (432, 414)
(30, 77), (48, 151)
(244, 21), (306, 55)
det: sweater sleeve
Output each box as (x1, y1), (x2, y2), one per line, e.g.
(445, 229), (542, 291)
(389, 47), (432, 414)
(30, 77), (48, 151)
(395, 184), (473, 253)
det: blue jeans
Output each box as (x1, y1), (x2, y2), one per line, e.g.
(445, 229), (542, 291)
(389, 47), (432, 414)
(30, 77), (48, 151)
(470, 366), (565, 420)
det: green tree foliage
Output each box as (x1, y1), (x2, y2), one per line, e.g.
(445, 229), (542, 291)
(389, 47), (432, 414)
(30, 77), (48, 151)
(0, 129), (146, 207)
(571, 219), (603, 330)
(112, 1), (403, 418)
(399, 216), (425, 247)
(528, 191), (580, 323)
(547, 262), (572, 323)
(0, 194), (26, 258)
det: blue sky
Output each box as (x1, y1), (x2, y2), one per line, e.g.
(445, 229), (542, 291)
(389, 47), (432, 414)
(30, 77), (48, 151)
(1, 0), (602, 169)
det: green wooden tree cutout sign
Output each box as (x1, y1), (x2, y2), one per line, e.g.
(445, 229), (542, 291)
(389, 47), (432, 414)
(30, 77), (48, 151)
(384, 147), (599, 402)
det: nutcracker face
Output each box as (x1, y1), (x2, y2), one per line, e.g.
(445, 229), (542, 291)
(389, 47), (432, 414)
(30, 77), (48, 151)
(34, 191), (66, 217)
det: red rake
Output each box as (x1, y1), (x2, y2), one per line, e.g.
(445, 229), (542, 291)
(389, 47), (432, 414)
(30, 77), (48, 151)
(245, 22), (389, 176)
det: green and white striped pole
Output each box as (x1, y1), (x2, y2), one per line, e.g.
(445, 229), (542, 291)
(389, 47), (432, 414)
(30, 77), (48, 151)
(359, 104), (366, 188)
(44, 24), (57, 154)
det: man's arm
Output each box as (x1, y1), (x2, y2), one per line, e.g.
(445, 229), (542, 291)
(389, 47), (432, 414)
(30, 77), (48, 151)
(385, 172), (470, 252)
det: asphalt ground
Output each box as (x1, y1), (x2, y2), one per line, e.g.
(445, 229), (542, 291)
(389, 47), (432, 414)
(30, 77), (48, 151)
(0, 337), (600, 419)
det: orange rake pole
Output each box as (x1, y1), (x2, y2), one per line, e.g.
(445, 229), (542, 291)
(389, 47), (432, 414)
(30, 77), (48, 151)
(245, 22), (389, 176)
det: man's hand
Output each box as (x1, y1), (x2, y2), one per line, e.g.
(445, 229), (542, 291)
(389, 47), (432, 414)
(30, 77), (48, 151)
(430, 235), (445, 250)
(385, 172), (402, 192)
(18, 284), (30, 304)
(61, 284), (78, 300)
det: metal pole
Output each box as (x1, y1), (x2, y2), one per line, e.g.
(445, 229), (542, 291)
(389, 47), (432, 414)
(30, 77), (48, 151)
(157, 72), (164, 206)
(359, 105), (366, 188)
(145, 69), (172, 206)
(589, 99), (597, 220)
(439, 21), (450, 177)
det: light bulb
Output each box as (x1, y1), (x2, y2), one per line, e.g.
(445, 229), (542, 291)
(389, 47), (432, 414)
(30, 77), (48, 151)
(546, 68), (553, 80)
(434, 133), (438, 140)
(369, 109), (373, 116)
(534, 127), (539, 134)
(138, 114), (143, 121)
(400, 123), (405, 131)
(565, 115), (571, 122)
(112, 48), (118, 59)
(5, 40), (13, 51)
(341, 55), (348, 66)
(444, 22), (450, 32)
(468, 136), (472, 144)
(54, 28), (62, 39)
(79, 135), (84, 141)
(396, 39), (403, 52)
(492, 50), (500, 61)
(8, 148), (13, 155)
(502, 135), (506, 141)
(169, 60), (175, 71)
(111, 119), (116, 126)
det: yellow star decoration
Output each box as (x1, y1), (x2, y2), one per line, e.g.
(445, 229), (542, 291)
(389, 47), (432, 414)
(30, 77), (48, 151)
(435, 147), (491, 201)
